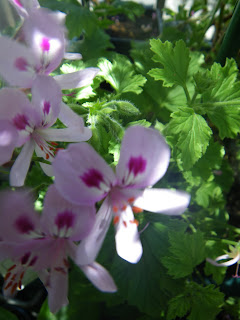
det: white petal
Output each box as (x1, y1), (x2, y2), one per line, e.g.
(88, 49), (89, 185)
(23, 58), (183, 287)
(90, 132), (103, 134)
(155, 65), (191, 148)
(10, 139), (34, 187)
(115, 206), (142, 264)
(54, 68), (99, 89)
(58, 102), (84, 129)
(40, 127), (92, 142)
(80, 262), (117, 292)
(76, 198), (112, 265)
(133, 188), (190, 215)
(207, 254), (240, 267)
(64, 52), (82, 60)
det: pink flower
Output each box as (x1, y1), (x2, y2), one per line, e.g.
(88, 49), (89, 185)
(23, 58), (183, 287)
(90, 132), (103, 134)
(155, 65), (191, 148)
(0, 75), (92, 186)
(0, 8), (99, 89)
(53, 126), (191, 264)
(0, 186), (117, 313)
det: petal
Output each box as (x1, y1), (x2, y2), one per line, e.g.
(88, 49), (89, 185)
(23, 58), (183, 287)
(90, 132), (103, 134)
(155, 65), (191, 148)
(39, 126), (92, 142)
(8, 0), (40, 18)
(0, 36), (36, 88)
(54, 68), (99, 89)
(80, 262), (117, 292)
(10, 139), (35, 187)
(64, 52), (82, 60)
(76, 198), (112, 265)
(22, 8), (65, 74)
(53, 143), (117, 205)
(206, 254), (240, 267)
(31, 75), (62, 128)
(133, 188), (190, 215)
(116, 126), (170, 189)
(58, 102), (85, 129)
(115, 206), (142, 264)
(0, 121), (18, 165)
(0, 87), (38, 146)
(0, 189), (40, 242)
(40, 269), (69, 313)
(41, 185), (96, 240)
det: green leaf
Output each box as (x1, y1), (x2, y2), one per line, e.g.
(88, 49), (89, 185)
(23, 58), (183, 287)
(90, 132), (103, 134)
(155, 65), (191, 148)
(0, 307), (18, 320)
(149, 39), (190, 88)
(167, 282), (224, 320)
(104, 100), (140, 116)
(195, 181), (223, 208)
(98, 56), (146, 95)
(200, 59), (240, 139)
(162, 231), (206, 279)
(110, 219), (187, 317)
(164, 107), (212, 169)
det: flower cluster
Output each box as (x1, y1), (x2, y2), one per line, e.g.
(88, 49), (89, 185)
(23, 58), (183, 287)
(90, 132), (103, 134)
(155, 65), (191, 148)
(0, 0), (190, 313)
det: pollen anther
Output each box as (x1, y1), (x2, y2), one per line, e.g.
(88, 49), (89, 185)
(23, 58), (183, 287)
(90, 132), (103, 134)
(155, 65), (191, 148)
(132, 206), (143, 214)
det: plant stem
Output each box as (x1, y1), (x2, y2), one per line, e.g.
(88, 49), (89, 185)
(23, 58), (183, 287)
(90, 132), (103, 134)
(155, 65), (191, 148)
(217, 0), (240, 65)
(182, 84), (191, 104)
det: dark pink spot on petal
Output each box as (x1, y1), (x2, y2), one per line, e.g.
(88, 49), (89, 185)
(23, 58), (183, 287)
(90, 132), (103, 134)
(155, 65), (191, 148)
(15, 215), (34, 234)
(81, 168), (104, 188)
(40, 37), (50, 52)
(43, 101), (50, 115)
(21, 252), (31, 265)
(55, 211), (75, 230)
(13, 114), (29, 131)
(14, 0), (23, 7)
(14, 57), (28, 71)
(128, 156), (147, 176)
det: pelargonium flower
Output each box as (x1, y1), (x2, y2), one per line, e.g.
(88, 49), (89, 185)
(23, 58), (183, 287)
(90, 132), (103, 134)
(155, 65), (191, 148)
(0, 186), (117, 313)
(0, 8), (98, 90)
(53, 126), (191, 264)
(207, 244), (240, 278)
(0, 75), (92, 186)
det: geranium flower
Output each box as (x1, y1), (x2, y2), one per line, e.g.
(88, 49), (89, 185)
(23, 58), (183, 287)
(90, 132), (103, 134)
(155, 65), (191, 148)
(0, 8), (98, 89)
(53, 126), (190, 264)
(0, 186), (117, 313)
(207, 244), (240, 278)
(0, 75), (91, 186)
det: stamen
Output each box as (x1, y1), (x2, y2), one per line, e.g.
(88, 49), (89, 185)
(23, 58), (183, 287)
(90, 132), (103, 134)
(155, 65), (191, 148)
(113, 216), (119, 225)
(4, 281), (13, 290)
(132, 206), (143, 214)
(4, 272), (11, 281)
(130, 219), (139, 226)
(46, 153), (50, 160)
(121, 205), (127, 211)
(11, 283), (18, 295)
(7, 265), (16, 272)
(128, 197), (135, 203)
(113, 206), (118, 213)
(123, 221), (127, 228)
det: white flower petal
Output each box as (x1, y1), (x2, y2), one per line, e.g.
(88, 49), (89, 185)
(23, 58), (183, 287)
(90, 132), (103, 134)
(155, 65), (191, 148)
(54, 68), (99, 89)
(40, 127), (92, 142)
(115, 206), (142, 264)
(133, 188), (190, 215)
(80, 262), (117, 293)
(10, 139), (35, 187)
(76, 198), (113, 265)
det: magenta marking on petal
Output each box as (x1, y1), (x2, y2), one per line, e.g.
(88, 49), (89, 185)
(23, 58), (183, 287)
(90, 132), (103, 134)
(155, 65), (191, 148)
(40, 37), (50, 52)
(14, 57), (28, 71)
(81, 168), (104, 188)
(21, 252), (31, 265)
(43, 101), (51, 115)
(55, 210), (75, 230)
(13, 114), (29, 131)
(14, 0), (23, 7)
(128, 156), (147, 176)
(15, 215), (34, 234)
